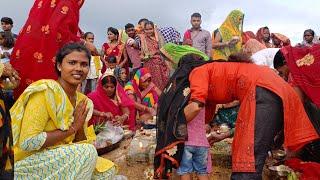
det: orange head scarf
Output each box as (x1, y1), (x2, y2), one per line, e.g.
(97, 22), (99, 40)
(271, 33), (291, 48)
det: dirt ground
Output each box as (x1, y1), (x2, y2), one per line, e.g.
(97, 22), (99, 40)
(102, 139), (233, 180)
(101, 135), (288, 180)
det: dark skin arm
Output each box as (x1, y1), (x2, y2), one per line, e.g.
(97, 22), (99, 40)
(149, 83), (162, 97)
(41, 129), (75, 148)
(121, 107), (130, 118)
(42, 100), (89, 148)
(212, 31), (239, 49)
(132, 41), (139, 49)
(73, 127), (86, 143)
(184, 101), (203, 122)
(127, 38), (140, 49)
(119, 48), (128, 68)
(127, 93), (155, 114)
(93, 109), (114, 120)
(208, 130), (233, 145)
(113, 107), (130, 126)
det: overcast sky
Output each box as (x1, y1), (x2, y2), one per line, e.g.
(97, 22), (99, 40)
(1, 0), (320, 47)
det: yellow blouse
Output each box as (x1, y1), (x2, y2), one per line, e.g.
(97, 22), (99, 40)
(13, 91), (97, 161)
(11, 79), (114, 172)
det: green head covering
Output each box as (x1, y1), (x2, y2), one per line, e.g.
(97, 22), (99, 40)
(160, 43), (209, 68)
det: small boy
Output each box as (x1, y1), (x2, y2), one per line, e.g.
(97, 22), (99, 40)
(106, 56), (117, 72)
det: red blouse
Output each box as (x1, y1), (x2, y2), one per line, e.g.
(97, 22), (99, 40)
(102, 43), (121, 61)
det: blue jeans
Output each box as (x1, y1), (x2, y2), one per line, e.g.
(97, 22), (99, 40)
(177, 145), (208, 175)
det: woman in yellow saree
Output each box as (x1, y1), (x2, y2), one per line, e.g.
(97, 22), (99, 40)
(10, 43), (116, 179)
(212, 10), (244, 60)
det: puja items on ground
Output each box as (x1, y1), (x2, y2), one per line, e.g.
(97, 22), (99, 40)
(264, 150), (301, 180)
(266, 164), (298, 180)
(272, 149), (286, 161)
(126, 128), (156, 164)
(122, 125), (134, 139)
(142, 116), (157, 129)
(144, 167), (154, 180)
(94, 121), (124, 149)
(207, 123), (233, 168)
(217, 123), (230, 134)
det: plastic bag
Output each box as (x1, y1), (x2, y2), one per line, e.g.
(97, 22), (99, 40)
(127, 129), (156, 164)
(94, 121), (124, 149)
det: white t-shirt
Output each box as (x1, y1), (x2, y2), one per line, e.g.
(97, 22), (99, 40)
(86, 56), (102, 79)
(251, 48), (280, 69)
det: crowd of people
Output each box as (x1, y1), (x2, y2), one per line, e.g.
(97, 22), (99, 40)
(0, 1), (320, 179)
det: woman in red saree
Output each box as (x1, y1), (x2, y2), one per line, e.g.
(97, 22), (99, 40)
(273, 45), (320, 165)
(183, 56), (319, 179)
(10, 0), (85, 97)
(271, 33), (291, 48)
(101, 27), (127, 73)
(256, 27), (274, 48)
(87, 72), (135, 130)
(274, 45), (320, 108)
(241, 31), (256, 44)
(137, 21), (170, 90)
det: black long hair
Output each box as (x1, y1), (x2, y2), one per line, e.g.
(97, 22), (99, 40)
(273, 50), (286, 69)
(107, 27), (119, 40)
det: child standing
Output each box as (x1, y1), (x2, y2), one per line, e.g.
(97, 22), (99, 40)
(81, 32), (101, 94)
(0, 31), (15, 107)
(0, 31), (14, 63)
(177, 108), (211, 180)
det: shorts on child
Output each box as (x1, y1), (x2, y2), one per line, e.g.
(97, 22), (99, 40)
(176, 145), (208, 175)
